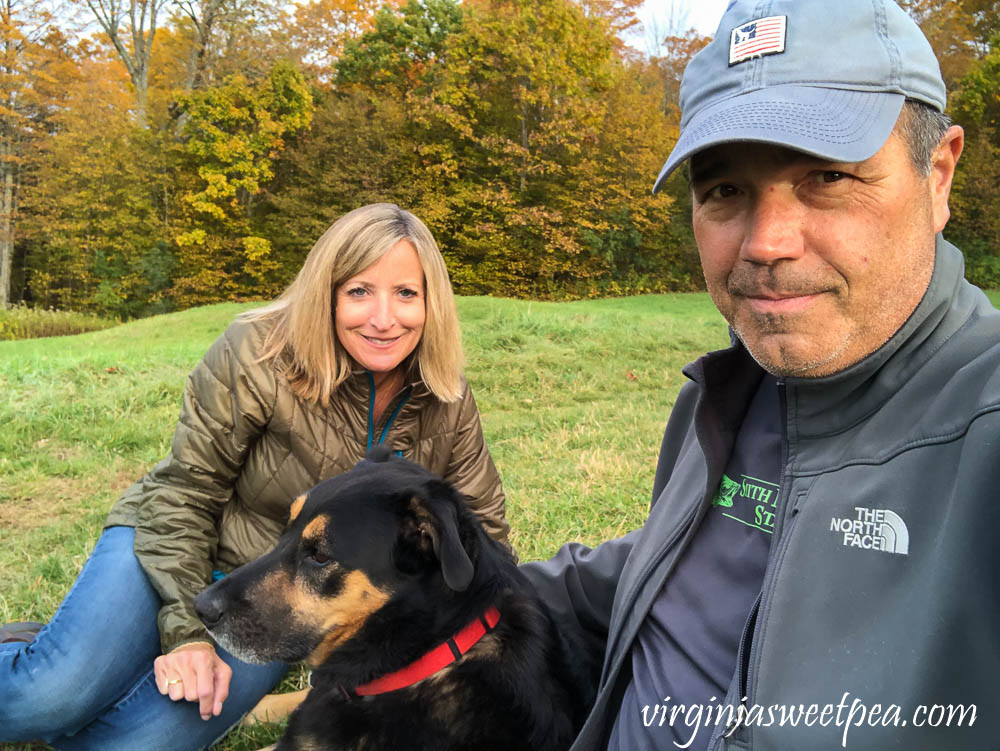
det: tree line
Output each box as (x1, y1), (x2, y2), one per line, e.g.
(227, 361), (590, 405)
(2, 0), (998, 318)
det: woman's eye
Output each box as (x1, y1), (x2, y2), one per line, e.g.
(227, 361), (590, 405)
(344, 286), (367, 297)
(399, 288), (420, 299)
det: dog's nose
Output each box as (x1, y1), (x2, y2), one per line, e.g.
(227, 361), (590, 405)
(194, 589), (225, 629)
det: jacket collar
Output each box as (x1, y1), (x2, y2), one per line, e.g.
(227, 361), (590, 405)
(686, 235), (975, 439)
(338, 365), (433, 407)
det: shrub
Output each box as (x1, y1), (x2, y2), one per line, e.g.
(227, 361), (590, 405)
(966, 255), (1000, 291)
(0, 304), (117, 341)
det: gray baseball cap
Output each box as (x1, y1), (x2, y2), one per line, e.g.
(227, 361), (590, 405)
(651, 0), (947, 193)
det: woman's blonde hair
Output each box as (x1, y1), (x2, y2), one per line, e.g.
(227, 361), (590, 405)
(243, 203), (463, 405)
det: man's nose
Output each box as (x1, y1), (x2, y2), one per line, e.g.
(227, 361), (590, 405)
(740, 188), (805, 264)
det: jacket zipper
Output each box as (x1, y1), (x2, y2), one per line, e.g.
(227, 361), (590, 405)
(712, 593), (761, 746)
(736, 595), (761, 704)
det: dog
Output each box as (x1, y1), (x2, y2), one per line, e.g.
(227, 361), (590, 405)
(194, 449), (595, 751)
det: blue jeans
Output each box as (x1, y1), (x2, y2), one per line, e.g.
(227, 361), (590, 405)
(0, 526), (287, 750)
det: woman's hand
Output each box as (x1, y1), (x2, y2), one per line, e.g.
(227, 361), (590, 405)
(153, 641), (232, 721)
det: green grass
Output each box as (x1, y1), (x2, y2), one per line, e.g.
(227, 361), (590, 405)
(3, 288), (999, 750)
(0, 294), (728, 750)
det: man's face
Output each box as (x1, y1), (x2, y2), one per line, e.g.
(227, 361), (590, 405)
(690, 128), (957, 378)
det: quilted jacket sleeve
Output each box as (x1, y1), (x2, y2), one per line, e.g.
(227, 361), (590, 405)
(443, 383), (511, 551)
(133, 321), (276, 653)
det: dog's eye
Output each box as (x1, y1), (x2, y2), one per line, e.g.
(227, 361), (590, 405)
(307, 551), (330, 565)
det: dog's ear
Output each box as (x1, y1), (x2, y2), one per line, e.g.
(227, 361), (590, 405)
(398, 480), (474, 592)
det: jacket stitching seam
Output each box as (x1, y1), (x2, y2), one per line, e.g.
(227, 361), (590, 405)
(795, 403), (1000, 476)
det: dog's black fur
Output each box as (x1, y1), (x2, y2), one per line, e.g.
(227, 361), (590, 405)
(194, 449), (594, 751)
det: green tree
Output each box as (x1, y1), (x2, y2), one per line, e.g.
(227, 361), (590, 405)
(947, 37), (1000, 286)
(258, 0), (463, 277)
(336, 0), (462, 92)
(273, 0), (694, 298)
(405, 0), (687, 296)
(171, 60), (313, 306)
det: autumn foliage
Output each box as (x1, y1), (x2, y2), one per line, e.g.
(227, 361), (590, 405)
(5, 0), (1000, 317)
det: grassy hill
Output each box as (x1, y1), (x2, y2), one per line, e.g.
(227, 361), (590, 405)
(3, 288), (998, 750)
(0, 293), (728, 750)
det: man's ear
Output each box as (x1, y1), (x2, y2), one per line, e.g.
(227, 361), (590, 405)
(397, 482), (474, 592)
(929, 125), (964, 234)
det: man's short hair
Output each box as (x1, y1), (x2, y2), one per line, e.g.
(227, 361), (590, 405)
(899, 100), (952, 177)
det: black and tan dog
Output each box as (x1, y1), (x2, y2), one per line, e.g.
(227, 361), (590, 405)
(194, 449), (594, 751)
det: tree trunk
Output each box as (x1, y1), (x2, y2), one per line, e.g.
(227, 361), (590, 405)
(181, 0), (224, 92)
(0, 139), (14, 308)
(84, 0), (166, 128)
(520, 97), (528, 193)
(134, 65), (148, 127)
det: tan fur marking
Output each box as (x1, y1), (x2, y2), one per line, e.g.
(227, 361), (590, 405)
(469, 631), (503, 660)
(424, 631), (501, 691)
(253, 569), (293, 604)
(305, 570), (391, 666)
(288, 494), (307, 523)
(425, 670), (470, 731)
(295, 736), (324, 751)
(241, 688), (309, 726)
(302, 514), (328, 544)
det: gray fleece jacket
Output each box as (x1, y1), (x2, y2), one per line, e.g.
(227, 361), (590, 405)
(524, 236), (1000, 750)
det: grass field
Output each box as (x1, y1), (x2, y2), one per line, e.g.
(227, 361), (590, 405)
(4, 289), (999, 749)
(0, 293), (730, 750)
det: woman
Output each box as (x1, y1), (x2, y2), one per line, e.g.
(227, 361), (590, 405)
(0, 204), (510, 750)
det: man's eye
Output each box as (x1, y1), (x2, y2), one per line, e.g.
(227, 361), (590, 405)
(816, 171), (849, 183)
(705, 183), (740, 200)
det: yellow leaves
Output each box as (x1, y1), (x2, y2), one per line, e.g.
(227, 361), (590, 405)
(16, 0), (708, 313)
(176, 229), (208, 247)
(241, 235), (271, 261)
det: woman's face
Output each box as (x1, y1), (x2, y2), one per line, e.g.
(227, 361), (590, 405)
(334, 240), (426, 375)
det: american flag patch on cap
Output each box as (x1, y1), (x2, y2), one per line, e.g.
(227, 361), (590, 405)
(729, 16), (787, 65)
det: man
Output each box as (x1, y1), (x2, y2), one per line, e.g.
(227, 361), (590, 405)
(523, 1), (1000, 749)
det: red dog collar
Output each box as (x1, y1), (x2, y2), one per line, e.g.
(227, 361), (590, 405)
(352, 606), (501, 696)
